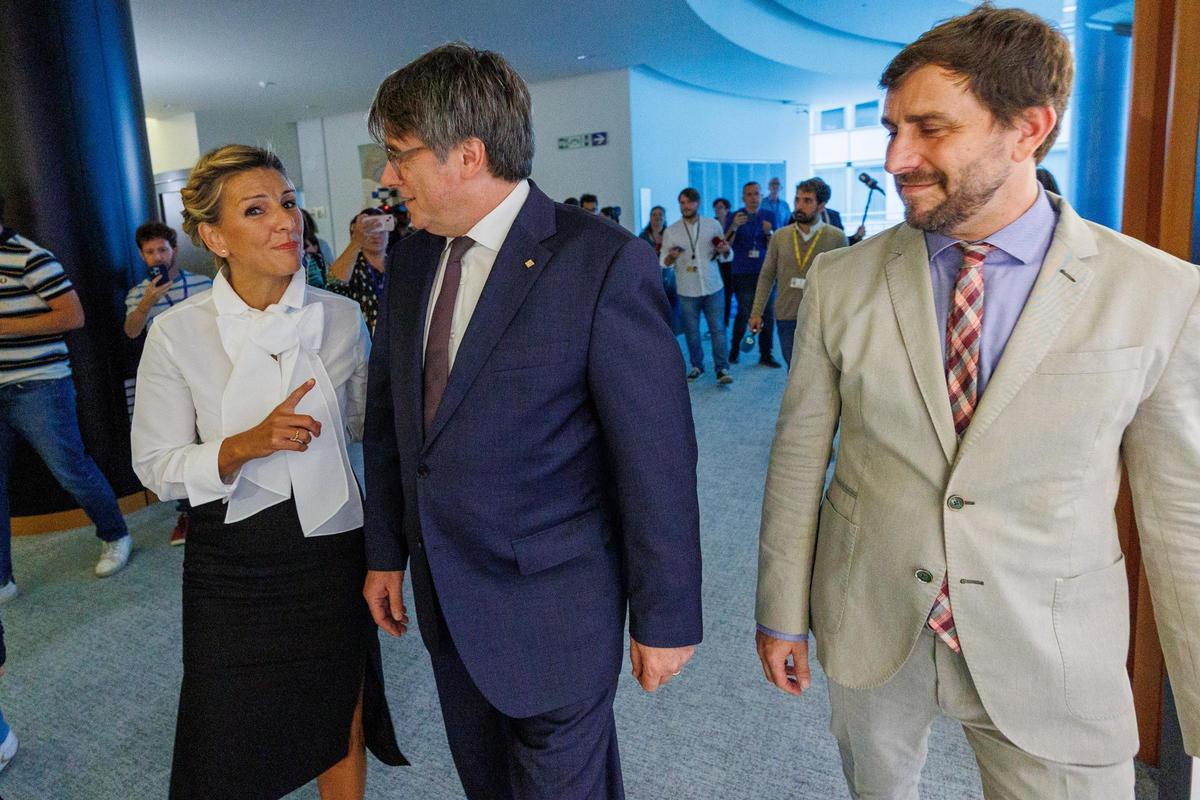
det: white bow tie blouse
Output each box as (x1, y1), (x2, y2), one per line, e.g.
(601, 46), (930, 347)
(131, 268), (370, 537)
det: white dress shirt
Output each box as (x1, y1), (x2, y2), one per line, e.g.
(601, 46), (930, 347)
(797, 219), (826, 242)
(423, 179), (530, 370)
(131, 268), (370, 537)
(660, 216), (725, 297)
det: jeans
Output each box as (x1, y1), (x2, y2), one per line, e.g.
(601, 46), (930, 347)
(776, 318), (797, 368)
(679, 290), (730, 372)
(0, 377), (128, 583)
(730, 273), (775, 361)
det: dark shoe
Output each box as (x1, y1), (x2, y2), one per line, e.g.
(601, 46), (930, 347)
(687, 367), (704, 380)
(170, 513), (188, 546)
(759, 357), (783, 368)
(716, 370), (733, 385)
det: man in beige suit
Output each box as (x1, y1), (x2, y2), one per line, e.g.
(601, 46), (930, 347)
(755, 6), (1199, 799)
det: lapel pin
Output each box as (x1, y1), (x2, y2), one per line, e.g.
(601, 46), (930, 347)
(524, 259), (535, 269)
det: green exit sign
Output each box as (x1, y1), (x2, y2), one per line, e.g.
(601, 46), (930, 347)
(558, 132), (609, 150)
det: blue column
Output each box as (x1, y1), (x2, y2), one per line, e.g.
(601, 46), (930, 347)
(1067, 1), (1133, 228)
(0, 0), (155, 513)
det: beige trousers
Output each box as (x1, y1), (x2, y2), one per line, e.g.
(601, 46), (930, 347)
(827, 628), (1135, 800)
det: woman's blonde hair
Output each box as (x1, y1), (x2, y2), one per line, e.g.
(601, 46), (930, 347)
(180, 144), (288, 270)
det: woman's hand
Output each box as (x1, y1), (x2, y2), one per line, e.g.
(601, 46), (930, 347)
(218, 379), (322, 482)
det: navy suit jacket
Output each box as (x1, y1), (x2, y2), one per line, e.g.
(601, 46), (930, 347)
(364, 182), (703, 718)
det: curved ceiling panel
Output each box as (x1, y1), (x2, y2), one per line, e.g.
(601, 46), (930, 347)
(685, 0), (898, 80)
(769, 0), (1066, 45)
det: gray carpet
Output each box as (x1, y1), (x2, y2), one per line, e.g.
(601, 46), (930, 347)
(0, 333), (1158, 799)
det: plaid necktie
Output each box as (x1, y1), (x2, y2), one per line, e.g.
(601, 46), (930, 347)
(423, 236), (475, 435)
(928, 241), (992, 653)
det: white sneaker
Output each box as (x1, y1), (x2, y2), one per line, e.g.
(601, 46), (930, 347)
(95, 535), (131, 578)
(0, 729), (18, 773)
(0, 581), (17, 604)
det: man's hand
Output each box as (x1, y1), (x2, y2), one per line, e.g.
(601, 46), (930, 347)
(749, 315), (763, 334)
(364, 569), (409, 637)
(142, 275), (173, 306)
(854, 225), (867, 240)
(664, 245), (684, 266)
(756, 630), (810, 696)
(629, 636), (695, 691)
(732, 211), (748, 229)
(715, 239), (730, 256)
(762, 220), (773, 234)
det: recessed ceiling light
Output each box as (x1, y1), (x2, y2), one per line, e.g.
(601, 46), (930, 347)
(258, 80), (276, 89)
(576, 54), (588, 60)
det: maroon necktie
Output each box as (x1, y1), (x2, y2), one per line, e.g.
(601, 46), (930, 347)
(423, 236), (475, 434)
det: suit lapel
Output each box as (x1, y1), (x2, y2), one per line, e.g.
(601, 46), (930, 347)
(422, 184), (556, 450)
(957, 200), (1097, 457)
(884, 226), (959, 464)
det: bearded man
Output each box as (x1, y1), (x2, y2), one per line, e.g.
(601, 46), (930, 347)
(755, 6), (1200, 798)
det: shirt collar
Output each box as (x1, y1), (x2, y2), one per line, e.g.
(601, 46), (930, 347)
(925, 186), (1055, 265)
(0, 227), (17, 245)
(212, 267), (307, 316)
(462, 179), (530, 253)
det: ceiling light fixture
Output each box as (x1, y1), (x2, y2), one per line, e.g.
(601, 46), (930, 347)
(258, 80), (276, 89)
(576, 54), (588, 61)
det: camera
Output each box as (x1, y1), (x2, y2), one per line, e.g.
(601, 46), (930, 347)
(150, 264), (171, 287)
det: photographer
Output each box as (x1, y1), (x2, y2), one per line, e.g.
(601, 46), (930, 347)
(124, 222), (212, 339)
(124, 222), (212, 546)
(326, 207), (391, 334)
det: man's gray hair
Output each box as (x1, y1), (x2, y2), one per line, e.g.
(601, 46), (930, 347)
(368, 42), (534, 182)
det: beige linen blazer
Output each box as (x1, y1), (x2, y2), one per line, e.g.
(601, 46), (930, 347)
(756, 194), (1200, 765)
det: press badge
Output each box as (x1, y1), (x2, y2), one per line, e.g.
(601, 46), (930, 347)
(748, 249), (760, 259)
(790, 277), (807, 289)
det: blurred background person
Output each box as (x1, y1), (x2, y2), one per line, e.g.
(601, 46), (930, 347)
(131, 144), (405, 800)
(0, 191), (131, 591)
(761, 177), (791, 231)
(300, 208), (329, 288)
(123, 220), (213, 546)
(326, 207), (390, 334)
(750, 178), (848, 367)
(724, 181), (781, 367)
(713, 197), (734, 327)
(579, 192), (599, 213)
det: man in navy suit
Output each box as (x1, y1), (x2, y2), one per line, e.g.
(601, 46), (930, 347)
(361, 44), (704, 800)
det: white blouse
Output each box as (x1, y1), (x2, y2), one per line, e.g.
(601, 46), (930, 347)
(131, 268), (370, 537)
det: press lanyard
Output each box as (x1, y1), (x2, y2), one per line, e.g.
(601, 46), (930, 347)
(792, 226), (825, 275)
(161, 274), (190, 307)
(683, 220), (700, 260)
(365, 259), (386, 299)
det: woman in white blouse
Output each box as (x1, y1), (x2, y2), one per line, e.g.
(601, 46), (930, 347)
(131, 145), (405, 800)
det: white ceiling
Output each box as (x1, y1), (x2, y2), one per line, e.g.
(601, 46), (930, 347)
(130, 0), (1066, 123)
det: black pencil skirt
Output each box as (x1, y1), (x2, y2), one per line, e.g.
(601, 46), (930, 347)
(169, 498), (406, 800)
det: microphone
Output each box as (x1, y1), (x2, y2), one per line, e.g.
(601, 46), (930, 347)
(858, 172), (885, 195)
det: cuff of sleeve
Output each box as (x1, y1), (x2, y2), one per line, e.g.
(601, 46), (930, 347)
(183, 438), (241, 505)
(756, 623), (807, 642)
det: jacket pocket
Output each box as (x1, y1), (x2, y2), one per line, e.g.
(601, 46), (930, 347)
(490, 340), (570, 373)
(810, 500), (859, 638)
(1052, 555), (1134, 720)
(510, 509), (611, 576)
(1036, 346), (1142, 375)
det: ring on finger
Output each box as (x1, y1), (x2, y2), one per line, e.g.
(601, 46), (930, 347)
(672, 670), (682, 676)
(289, 429), (305, 443)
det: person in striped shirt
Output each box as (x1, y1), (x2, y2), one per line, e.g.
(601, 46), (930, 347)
(124, 221), (212, 546)
(0, 191), (132, 599)
(123, 221), (212, 339)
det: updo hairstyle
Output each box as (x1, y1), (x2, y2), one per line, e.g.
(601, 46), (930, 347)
(180, 144), (288, 270)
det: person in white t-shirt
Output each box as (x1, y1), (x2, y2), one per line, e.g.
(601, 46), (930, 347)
(661, 188), (733, 385)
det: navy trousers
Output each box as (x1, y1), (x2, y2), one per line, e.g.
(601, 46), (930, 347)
(431, 636), (624, 800)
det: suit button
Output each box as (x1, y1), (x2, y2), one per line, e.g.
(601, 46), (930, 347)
(946, 495), (965, 510)
(417, 464), (430, 478)
(915, 569), (933, 583)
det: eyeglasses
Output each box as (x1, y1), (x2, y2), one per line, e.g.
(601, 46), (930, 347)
(383, 144), (428, 169)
